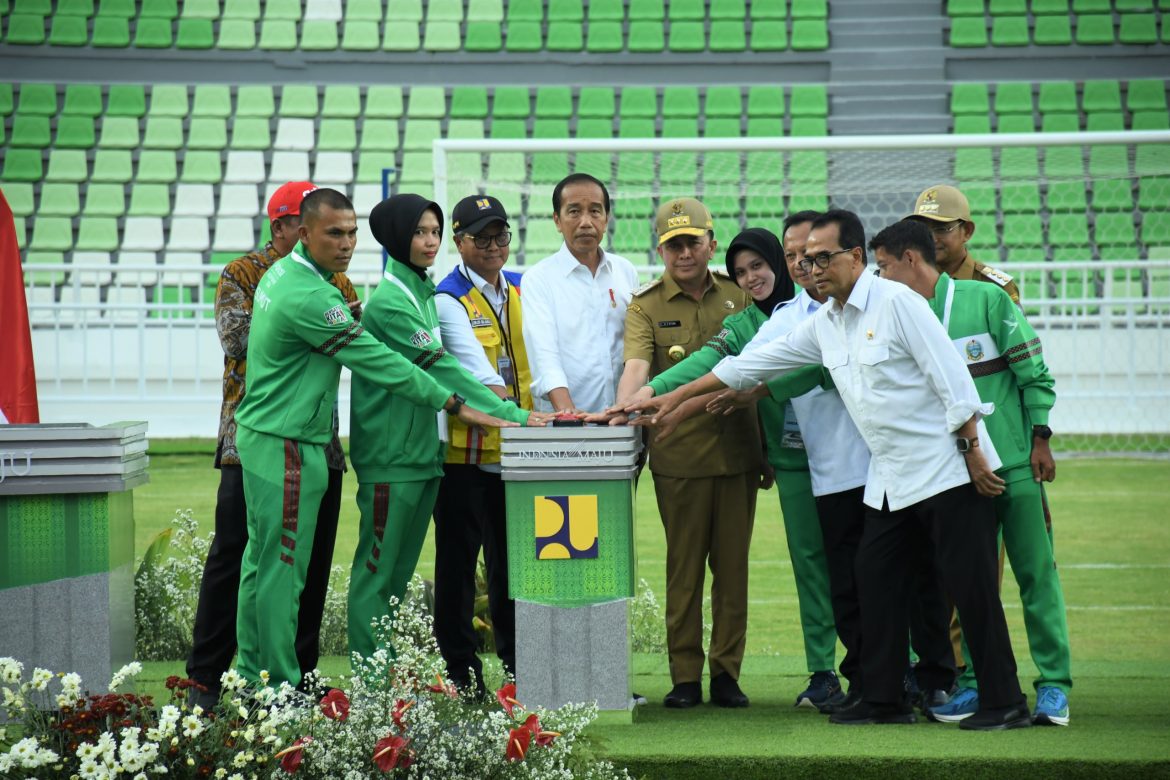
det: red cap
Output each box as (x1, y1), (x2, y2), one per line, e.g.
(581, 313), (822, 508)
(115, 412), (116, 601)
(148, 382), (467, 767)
(267, 181), (318, 221)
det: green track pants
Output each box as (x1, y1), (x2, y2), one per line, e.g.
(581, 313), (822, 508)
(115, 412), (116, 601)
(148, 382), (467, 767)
(347, 477), (441, 661)
(236, 427), (329, 688)
(959, 469), (1072, 693)
(774, 468), (838, 674)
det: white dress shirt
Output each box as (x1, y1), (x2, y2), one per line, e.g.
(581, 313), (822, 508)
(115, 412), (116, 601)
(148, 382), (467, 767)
(715, 270), (999, 512)
(435, 263), (510, 387)
(747, 290), (870, 497)
(520, 242), (639, 413)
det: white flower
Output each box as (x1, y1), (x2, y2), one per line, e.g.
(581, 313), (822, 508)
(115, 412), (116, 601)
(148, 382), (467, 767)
(61, 671), (83, 696)
(232, 751), (249, 768)
(109, 662), (142, 691)
(0, 657), (23, 684)
(78, 756), (102, 779)
(181, 715), (204, 738)
(29, 667), (52, 692)
(215, 769), (227, 779)
(220, 669), (246, 692)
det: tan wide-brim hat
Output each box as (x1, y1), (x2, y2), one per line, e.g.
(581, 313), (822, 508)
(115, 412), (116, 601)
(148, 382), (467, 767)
(906, 184), (971, 222)
(656, 197), (714, 245)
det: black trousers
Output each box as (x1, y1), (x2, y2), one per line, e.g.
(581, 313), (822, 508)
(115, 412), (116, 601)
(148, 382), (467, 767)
(857, 483), (1023, 709)
(908, 532), (960, 692)
(186, 464), (342, 690)
(432, 463), (516, 681)
(815, 486), (866, 689)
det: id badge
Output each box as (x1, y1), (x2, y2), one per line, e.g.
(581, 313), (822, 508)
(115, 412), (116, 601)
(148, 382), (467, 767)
(497, 354), (515, 388)
(779, 401), (805, 449)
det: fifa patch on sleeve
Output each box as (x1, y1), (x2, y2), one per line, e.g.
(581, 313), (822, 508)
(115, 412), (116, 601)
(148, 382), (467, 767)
(409, 329), (434, 348)
(323, 304), (348, 326)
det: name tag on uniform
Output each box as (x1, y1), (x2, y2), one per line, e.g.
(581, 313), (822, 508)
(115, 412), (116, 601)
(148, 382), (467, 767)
(497, 354), (515, 387)
(657, 320), (682, 328)
(469, 316), (493, 328)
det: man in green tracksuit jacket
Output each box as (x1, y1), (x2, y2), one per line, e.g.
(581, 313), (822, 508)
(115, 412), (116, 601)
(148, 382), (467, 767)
(871, 220), (1072, 727)
(234, 189), (507, 689)
(348, 194), (536, 662)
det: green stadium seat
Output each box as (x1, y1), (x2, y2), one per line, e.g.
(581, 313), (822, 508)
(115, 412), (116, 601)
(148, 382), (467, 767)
(10, 115), (50, 148)
(711, 20), (747, 51)
(181, 151), (222, 183)
(746, 86), (784, 117)
(1132, 111), (1170, 129)
(1089, 145), (1129, 177)
(995, 82), (1033, 114)
(751, 0), (785, 19)
(1118, 12), (1158, 44)
(1001, 146), (1039, 178)
(31, 217), (74, 252)
(1116, 0), (1154, 8)
(447, 118), (486, 138)
(549, 0), (583, 20)
(82, 183), (125, 217)
(59, 0), (95, 15)
(0, 84), (13, 117)
(1046, 180), (1087, 211)
(280, 85), (319, 117)
(990, 0), (1026, 11)
(620, 86), (657, 118)
(998, 114), (1035, 132)
(791, 19), (829, 49)
(193, 85), (232, 117)
(317, 118), (356, 150)
(142, 116), (182, 148)
(1044, 146), (1084, 177)
(17, 84), (57, 116)
(150, 84), (189, 117)
(320, 85), (360, 118)
(227, 117), (268, 149)
(789, 150), (828, 182)
(958, 181), (997, 213)
(397, 151), (433, 185)
(628, 0), (665, 19)
(136, 149), (178, 182)
(1085, 111), (1125, 131)
(450, 87), (488, 118)
(1033, 14), (1073, 44)
(1136, 143), (1170, 176)
(302, 19), (340, 49)
(669, 21), (706, 51)
(588, 0), (623, 20)
(947, 0), (983, 15)
(141, 0), (178, 16)
(428, 0), (464, 20)
(788, 184), (829, 212)
(360, 118), (399, 150)
(492, 86), (530, 118)
(235, 85), (274, 117)
(790, 116), (827, 136)
(134, 17), (174, 47)
(176, 18), (215, 47)
(579, 87), (616, 117)
(90, 150), (133, 182)
(1040, 113), (1079, 132)
(96, 115), (139, 148)
(1038, 82), (1077, 114)
(535, 86), (573, 118)
(955, 147), (995, 179)
(507, 0), (542, 19)
(951, 82), (990, 115)
(181, 0), (219, 18)
(467, 0), (503, 20)
(547, 21), (584, 49)
(745, 148), (783, 181)
(953, 115), (993, 133)
(711, 0), (746, 17)
(128, 182), (171, 216)
(381, 21), (419, 49)
(105, 85), (145, 117)
(260, 19), (298, 48)
(586, 20), (623, 51)
(750, 19), (787, 50)
(490, 118), (527, 138)
(0, 184), (34, 218)
(188, 117), (228, 149)
(1048, 213), (1090, 247)
(5, 14), (48, 45)
(950, 17), (988, 46)
(47, 149), (89, 182)
(98, 0), (135, 16)
(524, 219), (565, 254)
(1075, 14), (1114, 44)
(1127, 79), (1168, 112)
(1001, 214), (1043, 247)
(1139, 176), (1170, 209)
(76, 217), (120, 252)
(38, 183), (81, 217)
(704, 116), (741, 136)
(791, 0), (827, 17)
(403, 118), (441, 150)
(423, 20), (460, 50)
(50, 14), (90, 45)
(465, 21), (503, 49)
(628, 20), (666, 50)
(386, 0), (421, 21)
(791, 84), (828, 117)
(1144, 213), (1170, 244)
(744, 191), (782, 215)
(532, 118), (569, 138)
(991, 15), (1029, 45)
(1072, 0), (1109, 10)
(1001, 182), (1042, 213)
(341, 20), (379, 49)
(662, 87), (700, 117)
(505, 21), (543, 51)
(706, 85), (743, 117)
(366, 86), (404, 117)
(1032, 0), (1069, 10)
(264, 0), (302, 18)
(1094, 212), (1136, 246)
(669, 0), (704, 20)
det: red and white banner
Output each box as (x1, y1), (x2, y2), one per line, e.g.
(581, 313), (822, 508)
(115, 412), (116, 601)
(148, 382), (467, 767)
(0, 188), (39, 424)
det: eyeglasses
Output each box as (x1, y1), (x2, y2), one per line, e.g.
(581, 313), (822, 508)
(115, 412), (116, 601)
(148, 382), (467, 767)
(924, 221), (964, 236)
(798, 248), (855, 272)
(468, 231), (512, 249)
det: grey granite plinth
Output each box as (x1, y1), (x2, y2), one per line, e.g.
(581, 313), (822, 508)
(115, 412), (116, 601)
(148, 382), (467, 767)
(515, 599), (632, 713)
(0, 568), (134, 702)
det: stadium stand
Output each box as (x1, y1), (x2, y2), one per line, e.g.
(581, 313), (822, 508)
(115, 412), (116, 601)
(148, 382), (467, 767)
(947, 0), (1168, 46)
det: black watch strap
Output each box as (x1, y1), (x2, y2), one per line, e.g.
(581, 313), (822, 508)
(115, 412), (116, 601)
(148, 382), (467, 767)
(448, 393), (466, 416)
(1032, 424), (1053, 440)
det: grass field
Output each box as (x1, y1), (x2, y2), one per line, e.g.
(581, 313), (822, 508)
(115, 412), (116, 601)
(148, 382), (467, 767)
(134, 441), (1170, 777)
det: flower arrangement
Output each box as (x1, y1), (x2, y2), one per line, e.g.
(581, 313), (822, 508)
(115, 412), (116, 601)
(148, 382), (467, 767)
(1, 577), (630, 779)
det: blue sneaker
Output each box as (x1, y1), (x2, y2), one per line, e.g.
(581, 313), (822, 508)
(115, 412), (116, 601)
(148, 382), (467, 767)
(928, 687), (979, 722)
(1032, 686), (1070, 726)
(794, 671), (842, 709)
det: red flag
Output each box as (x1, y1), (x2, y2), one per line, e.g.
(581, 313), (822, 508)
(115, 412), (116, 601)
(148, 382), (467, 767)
(0, 188), (39, 424)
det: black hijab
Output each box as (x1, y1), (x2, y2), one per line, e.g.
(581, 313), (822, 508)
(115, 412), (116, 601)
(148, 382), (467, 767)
(369, 193), (443, 281)
(724, 227), (793, 315)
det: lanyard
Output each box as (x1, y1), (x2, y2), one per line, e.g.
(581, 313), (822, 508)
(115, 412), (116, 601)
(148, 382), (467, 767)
(461, 266), (509, 338)
(941, 276), (956, 333)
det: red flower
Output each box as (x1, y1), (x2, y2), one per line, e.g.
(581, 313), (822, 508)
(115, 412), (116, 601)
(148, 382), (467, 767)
(319, 689), (350, 722)
(519, 714), (559, 747)
(535, 730), (560, 747)
(372, 734), (411, 772)
(496, 683), (523, 717)
(424, 674), (458, 699)
(276, 736), (312, 774)
(505, 727), (531, 762)
(521, 713), (541, 735)
(391, 699), (413, 731)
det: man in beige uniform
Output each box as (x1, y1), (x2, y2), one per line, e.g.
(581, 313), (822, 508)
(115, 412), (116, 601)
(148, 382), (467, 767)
(906, 185), (1021, 305)
(616, 198), (761, 709)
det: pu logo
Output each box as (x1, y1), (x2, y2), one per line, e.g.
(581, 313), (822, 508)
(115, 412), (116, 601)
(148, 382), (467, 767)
(534, 495), (599, 560)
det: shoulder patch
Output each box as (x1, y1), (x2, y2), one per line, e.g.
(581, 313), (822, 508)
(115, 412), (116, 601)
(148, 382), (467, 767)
(632, 278), (662, 298)
(323, 304), (348, 326)
(409, 329), (434, 348)
(978, 264), (1014, 287)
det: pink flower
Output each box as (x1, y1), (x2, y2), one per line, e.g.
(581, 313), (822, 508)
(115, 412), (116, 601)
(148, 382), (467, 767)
(276, 736), (311, 774)
(319, 689), (350, 722)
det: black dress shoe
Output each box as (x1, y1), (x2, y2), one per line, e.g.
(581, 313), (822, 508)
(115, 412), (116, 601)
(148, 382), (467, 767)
(819, 687), (861, 715)
(830, 699), (917, 725)
(710, 672), (749, 708)
(959, 703), (1032, 731)
(917, 688), (951, 714)
(190, 687), (220, 712)
(663, 681), (702, 708)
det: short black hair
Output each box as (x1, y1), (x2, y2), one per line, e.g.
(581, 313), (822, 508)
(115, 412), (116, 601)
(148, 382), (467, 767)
(552, 173), (611, 215)
(782, 210), (821, 237)
(810, 209), (867, 264)
(300, 188), (354, 225)
(869, 220), (938, 268)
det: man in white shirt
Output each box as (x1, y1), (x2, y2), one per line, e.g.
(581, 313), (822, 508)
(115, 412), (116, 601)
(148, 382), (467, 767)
(521, 174), (640, 413)
(628, 210), (1029, 731)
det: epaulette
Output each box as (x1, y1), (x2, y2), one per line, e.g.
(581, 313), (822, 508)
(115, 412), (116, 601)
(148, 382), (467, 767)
(631, 278), (662, 297)
(977, 263), (1014, 288)
(713, 268), (731, 278)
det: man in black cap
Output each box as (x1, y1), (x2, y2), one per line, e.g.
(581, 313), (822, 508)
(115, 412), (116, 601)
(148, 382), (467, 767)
(433, 194), (536, 696)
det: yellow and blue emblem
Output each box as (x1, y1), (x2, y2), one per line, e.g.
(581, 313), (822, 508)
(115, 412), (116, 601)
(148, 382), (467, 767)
(476, 198), (491, 210)
(534, 495), (599, 559)
(965, 339), (985, 361)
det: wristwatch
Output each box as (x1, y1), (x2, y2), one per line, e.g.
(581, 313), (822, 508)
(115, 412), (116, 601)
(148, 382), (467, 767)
(1032, 424), (1053, 440)
(446, 393), (466, 416)
(956, 437), (981, 453)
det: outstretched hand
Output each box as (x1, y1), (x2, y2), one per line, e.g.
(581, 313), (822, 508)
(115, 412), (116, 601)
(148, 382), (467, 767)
(707, 385), (767, 416)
